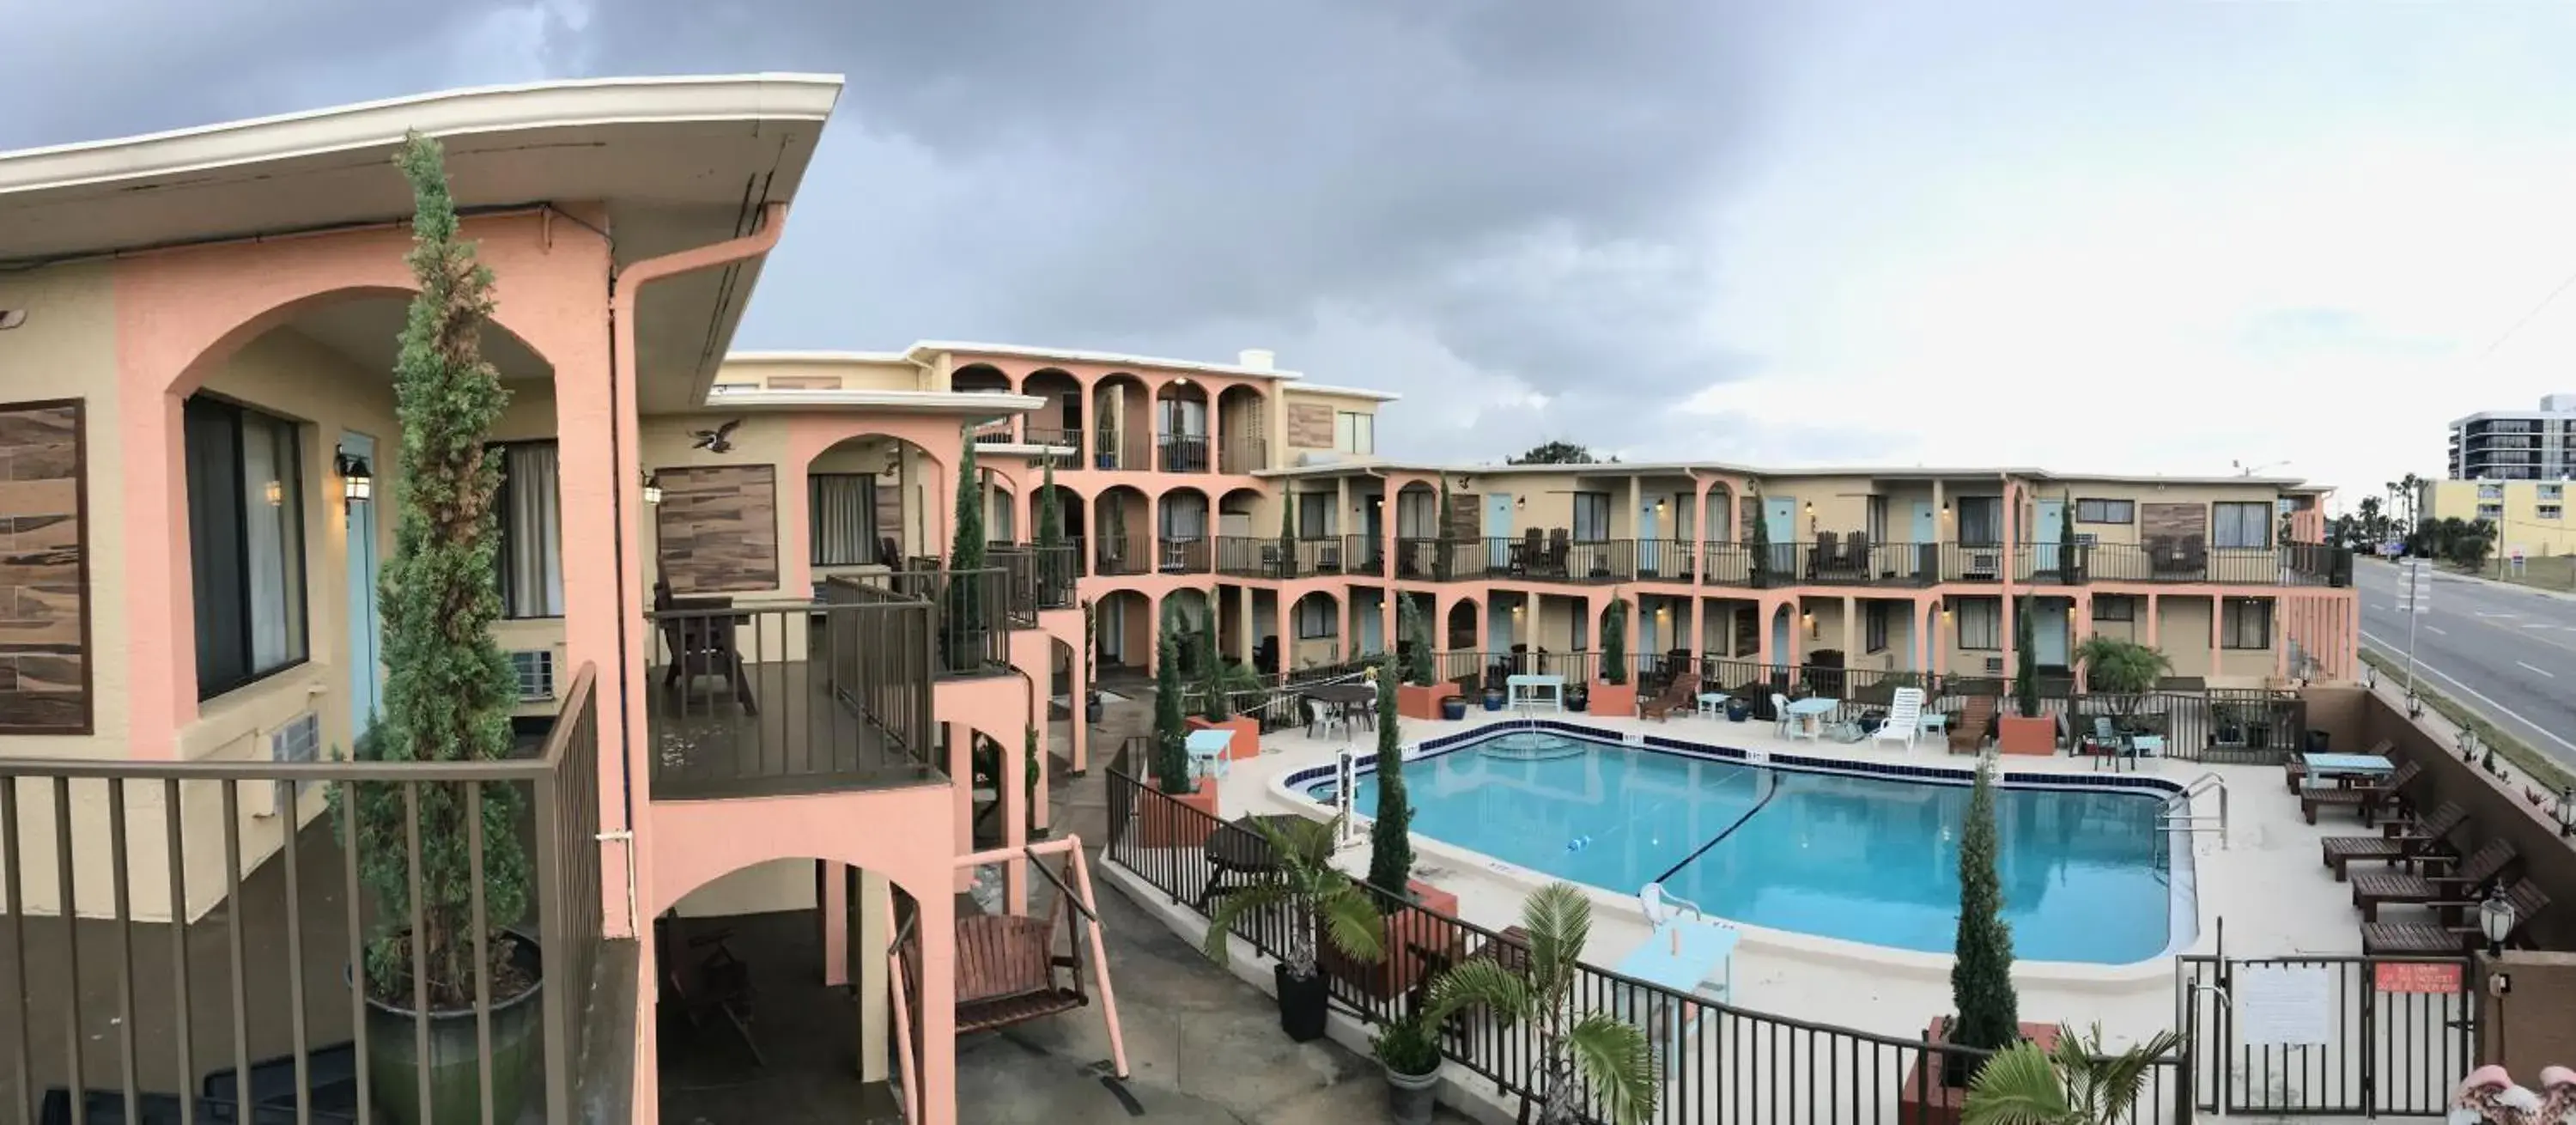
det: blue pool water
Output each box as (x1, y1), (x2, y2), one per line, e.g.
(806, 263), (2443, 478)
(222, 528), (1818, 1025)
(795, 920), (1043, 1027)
(1312, 731), (2184, 964)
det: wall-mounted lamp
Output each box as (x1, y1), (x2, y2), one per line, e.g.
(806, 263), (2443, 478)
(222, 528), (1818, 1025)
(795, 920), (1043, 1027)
(263, 480), (284, 508)
(2556, 786), (2575, 838)
(642, 471), (665, 506)
(2480, 885), (2518, 956)
(334, 448), (373, 504)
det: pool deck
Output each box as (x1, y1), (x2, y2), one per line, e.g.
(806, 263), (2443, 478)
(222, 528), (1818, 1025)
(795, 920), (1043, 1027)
(1203, 706), (2372, 1049)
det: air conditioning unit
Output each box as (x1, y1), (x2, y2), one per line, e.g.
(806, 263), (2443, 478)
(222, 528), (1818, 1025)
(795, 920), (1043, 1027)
(260, 712), (321, 817)
(1983, 657), (2004, 674)
(510, 651), (556, 702)
(1964, 550), (2001, 579)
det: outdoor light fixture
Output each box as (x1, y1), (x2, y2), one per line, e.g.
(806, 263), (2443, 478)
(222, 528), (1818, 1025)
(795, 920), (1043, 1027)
(642, 472), (664, 506)
(335, 448), (373, 504)
(2479, 885), (2517, 957)
(2556, 787), (2575, 838)
(263, 480), (283, 508)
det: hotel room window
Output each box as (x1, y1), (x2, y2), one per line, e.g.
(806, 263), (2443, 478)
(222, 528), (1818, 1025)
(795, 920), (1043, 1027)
(185, 396), (308, 697)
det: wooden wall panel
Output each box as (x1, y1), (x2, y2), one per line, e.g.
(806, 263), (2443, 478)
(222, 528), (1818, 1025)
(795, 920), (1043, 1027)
(0, 400), (89, 734)
(656, 465), (780, 594)
(2141, 502), (2207, 543)
(1285, 402), (1334, 449)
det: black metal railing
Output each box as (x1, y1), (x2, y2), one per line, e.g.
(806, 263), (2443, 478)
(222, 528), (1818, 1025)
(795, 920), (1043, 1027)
(1094, 533), (1151, 576)
(0, 669), (609, 1125)
(1033, 542), (1079, 608)
(1157, 535), (1212, 575)
(969, 417), (1016, 444)
(1215, 535), (1295, 579)
(1023, 425), (1081, 451)
(2176, 954), (2475, 1118)
(2086, 542), (2355, 587)
(1343, 534), (1386, 577)
(1631, 538), (1696, 581)
(1106, 773), (2187, 1125)
(1365, 535), (2349, 591)
(1219, 436), (1268, 475)
(1157, 433), (1210, 473)
(1091, 428), (1151, 471)
(648, 589), (941, 798)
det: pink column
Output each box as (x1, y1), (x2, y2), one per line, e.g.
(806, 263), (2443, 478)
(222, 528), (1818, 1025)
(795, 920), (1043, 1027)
(2209, 596), (2224, 673)
(1997, 480), (2020, 681)
(1753, 596), (1775, 670)
(1915, 597), (1935, 674)
(2072, 596), (2093, 689)
(949, 722), (972, 867)
(1068, 650), (1091, 774)
(1003, 680), (1030, 912)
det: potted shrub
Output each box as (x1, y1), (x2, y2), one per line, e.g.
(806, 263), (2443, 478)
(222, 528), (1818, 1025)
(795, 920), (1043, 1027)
(1373, 1011), (1443, 1125)
(1429, 882), (1659, 1125)
(340, 134), (545, 1125)
(1963, 1023), (2182, 1125)
(1202, 814), (1383, 1041)
(1565, 684), (1590, 713)
(1724, 696), (1751, 722)
(1994, 595), (2056, 755)
(1392, 599), (1458, 719)
(1440, 696), (1469, 721)
(1919, 755), (2033, 1100)
(1182, 624), (1261, 760)
(1142, 605), (1219, 846)
(1589, 599), (1640, 715)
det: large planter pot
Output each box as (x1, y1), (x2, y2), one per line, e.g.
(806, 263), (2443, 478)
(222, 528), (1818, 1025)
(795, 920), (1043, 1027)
(1186, 715), (1261, 760)
(1275, 964), (1330, 1042)
(1901, 1018), (2061, 1125)
(1396, 683), (1459, 721)
(1385, 1064), (1440, 1125)
(1725, 699), (1750, 723)
(1439, 697), (1468, 721)
(1327, 881), (1459, 1000)
(1481, 689), (1505, 712)
(1589, 681), (1637, 717)
(1995, 715), (2057, 756)
(1139, 784), (1220, 848)
(362, 933), (544, 1125)
(1085, 696), (1105, 725)
(1566, 693), (1589, 713)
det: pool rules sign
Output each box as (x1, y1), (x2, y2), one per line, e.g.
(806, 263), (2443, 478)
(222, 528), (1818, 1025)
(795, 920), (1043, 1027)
(2238, 964), (2333, 1047)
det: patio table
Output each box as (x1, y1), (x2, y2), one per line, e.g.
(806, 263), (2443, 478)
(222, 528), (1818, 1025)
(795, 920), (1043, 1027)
(1195, 813), (1310, 909)
(1783, 697), (1838, 741)
(1303, 683), (1376, 731)
(1611, 919), (1740, 1065)
(1185, 728), (1235, 780)
(2301, 752), (2393, 788)
(1506, 673), (1565, 714)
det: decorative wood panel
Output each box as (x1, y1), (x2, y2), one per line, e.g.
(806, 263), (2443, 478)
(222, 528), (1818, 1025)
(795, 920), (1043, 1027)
(1447, 492), (1482, 538)
(0, 400), (89, 734)
(1285, 402), (1334, 449)
(655, 465), (779, 594)
(2141, 502), (2207, 543)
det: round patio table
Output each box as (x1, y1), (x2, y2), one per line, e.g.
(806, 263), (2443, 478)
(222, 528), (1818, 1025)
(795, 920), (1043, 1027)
(1195, 812), (1312, 908)
(1303, 683), (1377, 728)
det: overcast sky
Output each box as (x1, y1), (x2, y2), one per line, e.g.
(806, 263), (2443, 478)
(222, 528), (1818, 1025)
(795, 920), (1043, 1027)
(13, 0), (2576, 508)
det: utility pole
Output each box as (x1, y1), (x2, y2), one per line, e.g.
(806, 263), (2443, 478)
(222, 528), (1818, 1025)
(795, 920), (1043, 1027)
(2397, 557), (2432, 708)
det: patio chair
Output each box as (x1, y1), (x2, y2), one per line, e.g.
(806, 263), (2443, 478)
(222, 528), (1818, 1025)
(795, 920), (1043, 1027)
(1303, 698), (1349, 740)
(2352, 836), (2518, 922)
(1947, 696), (1996, 754)
(1809, 532), (1838, 581)
(656, 914), (763, 1067)
(1640, 674), (1699, 721)
(653, 581), (758, 715)
(1844, 529), (1874, 578)
(1872, 688), (1924, 751)
(2300, 759), (2422, 825)
(1546, 528), (1572, 578)
(1516, 528), (1544, 576)
(2361, 877), (2549, 956)
(1770, 693), (1794, 739)
(2320, 799), (2464, 881)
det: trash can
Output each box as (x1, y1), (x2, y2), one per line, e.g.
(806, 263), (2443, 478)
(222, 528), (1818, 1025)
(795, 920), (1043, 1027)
(2305, 728), (2330, 755)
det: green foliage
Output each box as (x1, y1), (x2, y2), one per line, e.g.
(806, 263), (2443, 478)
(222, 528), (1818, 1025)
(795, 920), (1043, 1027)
(1279, 490), (1297, 575)
(1964, 1023), (2183, 1125)
(342, 133), (527, 1010)
(1201, 814), (1382, 979)
(2056, 496), (2078, 584)
(1747, 489), (1771, 586)
(1434, 477), (1455, 581)
(2071, 635), (2170, 696)
(1372, 1009), (1442, 1076)
(1080, 597), (1097, 689)
(2011, 594), (2039, 718)
(942, 427), (988, 671)
(1196, 622), (1231, 721)
(1601, 599), (1629, 686)
(1152, 602), (1192, 794)
(1036, 459), (1065, 600)
(1507, 441), (1611, 465)
(1366, 670), (1413, 893)
(1398, 596), (1434, 686)
(1950, 756), (2020, 1058)
(1428, 884), (1658, 1125)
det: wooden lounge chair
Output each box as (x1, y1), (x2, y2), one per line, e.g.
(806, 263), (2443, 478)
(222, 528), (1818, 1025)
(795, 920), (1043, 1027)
(2300, 759), (2421, 825)
(1640, 673), (1699, 721)
(2352, 836), (2518, 922)
(2361, 877), (2549, 956)
(2321, 800), (2465, 881)
(2287, 739), (2395, 794)
(1947, 696), (1996, 755)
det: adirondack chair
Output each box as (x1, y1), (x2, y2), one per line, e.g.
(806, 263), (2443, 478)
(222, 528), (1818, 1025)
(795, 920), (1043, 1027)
(2361, 877), (2549, 956)
(1947, 696), (1996, 754)
(653, 581), (758, 715)
(1639, 673), (1699, 721)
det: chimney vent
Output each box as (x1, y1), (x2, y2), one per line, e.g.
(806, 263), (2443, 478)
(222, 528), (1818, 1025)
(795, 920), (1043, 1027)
(1236, 349), (1275, 371)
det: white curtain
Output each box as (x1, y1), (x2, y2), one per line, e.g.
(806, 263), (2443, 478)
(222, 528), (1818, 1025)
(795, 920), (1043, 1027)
(506, 444), (564, 617)
(241, 422), (297, 669)
(811, 475), (878, 565)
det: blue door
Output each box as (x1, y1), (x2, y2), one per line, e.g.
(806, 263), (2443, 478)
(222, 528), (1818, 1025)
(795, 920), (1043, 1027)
(2035, 598), (2070, 668)
(1911, 501), (1938, 545)
(2035, 497), (2065, 578)
(1485, 493), (1512, 572)
(343, 432), (382, 740)
(1639, 502), (1662, 576)
(1769, 604), (1791, 669)
(1764, 496), (1797, 577)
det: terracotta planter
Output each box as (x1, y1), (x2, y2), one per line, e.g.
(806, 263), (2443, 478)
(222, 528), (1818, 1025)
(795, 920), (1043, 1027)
(1589, 682), (1637, 717)
(1323, 880), (1461, 1000)
(1139, 784), (1220, 848)
(1899, 1019), (2062, 1125)
(1186, 715), (1261, 760)
(1995, 715), (2057, 756)
(1397, 683), (1459, 721)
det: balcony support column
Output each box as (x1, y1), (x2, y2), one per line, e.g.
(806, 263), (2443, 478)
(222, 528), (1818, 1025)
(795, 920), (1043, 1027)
(1915, 595), (1935, 674)
(2145, 593), (2160, 648)
(2072, 595), (2093, 690)
(1842, 596), (1858, 668)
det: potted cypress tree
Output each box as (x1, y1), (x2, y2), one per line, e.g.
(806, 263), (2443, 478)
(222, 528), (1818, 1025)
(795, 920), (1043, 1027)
(1142, 602), (1219, 846)
(1354, 668), (1460, 1000)
(1036, 459), (1068, 607)
(1589, 599), (1638, 716)
(1185, 623), (1259, 759)
(341, 132), (544, 1125)
(2055, 493), (2081, 585)
(1747, 488), (1773, 587)
(941, 427), (991, 673)
(1392, 597), (1456, 720)
(1994, 594), (2056, 755)
(1929, 755), (2032, 1094)
(1432, 477), (1457, 582)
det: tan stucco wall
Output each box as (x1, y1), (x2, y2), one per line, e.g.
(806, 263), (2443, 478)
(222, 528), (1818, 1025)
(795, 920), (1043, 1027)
(1279, 388), (1382, 457)
(2424, 479), (2576, 556)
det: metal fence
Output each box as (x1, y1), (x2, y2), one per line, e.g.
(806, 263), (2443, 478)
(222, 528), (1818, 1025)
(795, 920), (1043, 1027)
(0, 667), (607, 1125)
(1104, 769), (2189, 1124)
(2174, 954), (2476, 1118)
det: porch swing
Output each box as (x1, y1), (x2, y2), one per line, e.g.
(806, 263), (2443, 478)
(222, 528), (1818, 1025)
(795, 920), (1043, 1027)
(887, 836), (1131, 1116)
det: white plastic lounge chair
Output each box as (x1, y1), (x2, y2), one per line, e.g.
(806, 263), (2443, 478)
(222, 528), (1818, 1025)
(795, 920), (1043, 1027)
(1873, 688), (1924, 751)
(1640, 882), (1709, 930)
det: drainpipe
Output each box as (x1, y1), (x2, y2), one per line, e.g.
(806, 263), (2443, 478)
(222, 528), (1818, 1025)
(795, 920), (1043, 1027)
(605, 200), (790, 927)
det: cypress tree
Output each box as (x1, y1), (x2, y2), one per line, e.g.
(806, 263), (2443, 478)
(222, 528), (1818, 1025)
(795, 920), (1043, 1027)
(345, 132), (527, 1009)
(1279, 490), (1297, 578)
(1399, 594), (1434, 686)
(1434, 477), (1455, 581)
(1036, 459), (1065, 601)
(1366, 668), (1414, 893)
(2012, 593), (2038, 717)
(1152, 601), (1192, 794)
(945, 426), (987, 670)
(1948, 754), (2020, 1079)
(1601, 597), (1629, 686)
(1747, 489), (1771, 587)
(1197, 615), (1231, 721)
(2056, 492), (2078, 585)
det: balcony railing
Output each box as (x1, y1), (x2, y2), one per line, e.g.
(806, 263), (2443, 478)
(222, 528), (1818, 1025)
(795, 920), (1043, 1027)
(1218, 436), (1268, 475)
(969, 417), (1016, 444)
(1353, 535), (2352, 590)
(1090, 429), (1151, 471)
(1023, 425), (1081, 451)
(1343, 533), (1386, 576)
(1094, 533), (1151, 576)
(0, 668), (611, 1125)
(1157, 535), (1212, 575)
(1214, 536), (1355, 579)
(647, 588), (942, 800)
(1157, 433), (1210, 473)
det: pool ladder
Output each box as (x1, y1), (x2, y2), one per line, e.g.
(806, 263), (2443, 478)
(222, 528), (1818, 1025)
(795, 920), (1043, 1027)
(2158, 772), (2230, 849)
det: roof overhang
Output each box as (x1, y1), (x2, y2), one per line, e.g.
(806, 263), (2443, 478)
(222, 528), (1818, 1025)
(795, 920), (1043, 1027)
(0, 73), (845, 413)
(702, 387), (1046, 419)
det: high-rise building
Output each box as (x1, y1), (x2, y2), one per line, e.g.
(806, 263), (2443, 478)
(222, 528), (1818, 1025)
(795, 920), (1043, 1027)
(2446, 393), (2576, 479)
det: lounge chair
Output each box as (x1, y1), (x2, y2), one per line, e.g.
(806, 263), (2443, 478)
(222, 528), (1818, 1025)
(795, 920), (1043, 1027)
(1809, 531), (1838, 581)
(1640, 673), (1699, 721)
(1873, 688), (1924, 751)
(2287, 739), (2396, 794)
(2300, 759), (2421, 825)
(2321, 800), (2465, 881)
(2361, 877), (2549, 956)
(1845, 530), (1874, 579)
(2352, 836), (2518, 922)
(1947, 696), (1996, 755)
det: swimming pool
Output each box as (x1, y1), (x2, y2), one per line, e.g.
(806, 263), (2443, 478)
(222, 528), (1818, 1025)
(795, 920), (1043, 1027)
(1297, 725), (2192, 964)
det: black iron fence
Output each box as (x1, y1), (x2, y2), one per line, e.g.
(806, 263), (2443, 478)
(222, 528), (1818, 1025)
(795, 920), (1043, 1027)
(2175, 954), (2476, 1118)
(1343, 534), (1386, 577)
(1105, 771), (2188, 1124)
(1094, 533), (1150, 576)
(1157, 433), (1210, 473)
(1157, 536), (1212, 575)
(0, 668), (608, 1125)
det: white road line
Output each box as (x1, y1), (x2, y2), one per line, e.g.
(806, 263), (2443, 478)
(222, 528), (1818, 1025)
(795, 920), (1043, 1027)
(2528, 623), (2556, 629)
(2361, 630), (2576, 756)
(2426, 626), (2447, 635)
(2518, 661), (2557, 678)
(2476, 611), (2517, 618)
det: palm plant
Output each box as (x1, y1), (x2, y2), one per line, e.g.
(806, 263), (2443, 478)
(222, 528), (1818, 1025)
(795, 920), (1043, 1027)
(1427, 882), (1659, 1125)
(1963, 1023), (2183, 1125)
(1200, 813), (1383, 978)
(2069, 635), (2170, 726)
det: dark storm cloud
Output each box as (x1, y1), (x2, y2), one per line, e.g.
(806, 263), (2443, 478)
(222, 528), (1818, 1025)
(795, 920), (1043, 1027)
(0, 0), (1820, 461)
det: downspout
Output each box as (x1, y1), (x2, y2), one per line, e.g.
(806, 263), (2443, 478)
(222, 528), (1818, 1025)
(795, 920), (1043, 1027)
(605, 200), (790, 928)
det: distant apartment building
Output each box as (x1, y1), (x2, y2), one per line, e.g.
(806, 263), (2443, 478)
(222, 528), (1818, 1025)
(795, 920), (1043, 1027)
(2420, 478), (2576, 556)
(2446, 393), (2576, 480)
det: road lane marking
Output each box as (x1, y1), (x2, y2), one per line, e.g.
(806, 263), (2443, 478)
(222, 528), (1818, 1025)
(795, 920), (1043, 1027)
(2360, 630), (2576, 756)
(2370, 604), (2386, 612)
(2426, 626), (2447, 635)
(2529, 623), (2557, 629)
(2476, 611), (2517, 618)
(2518, 661), (2557, 678)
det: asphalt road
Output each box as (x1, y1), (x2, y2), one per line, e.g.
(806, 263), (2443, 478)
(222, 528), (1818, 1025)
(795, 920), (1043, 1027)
(2354, 557), (2576, 775)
